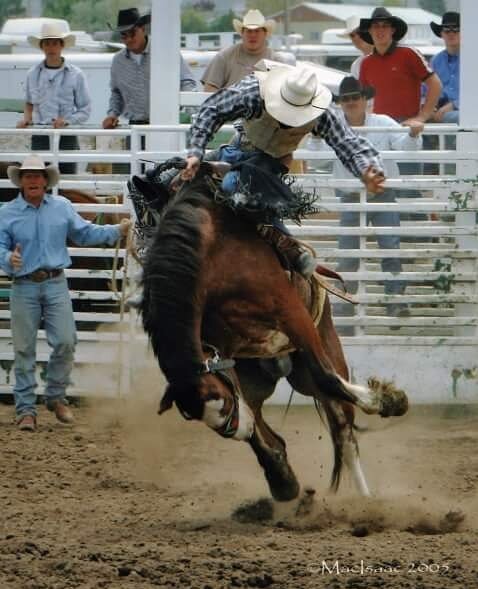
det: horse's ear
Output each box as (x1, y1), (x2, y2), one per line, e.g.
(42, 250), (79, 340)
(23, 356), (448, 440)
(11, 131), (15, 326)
(132, 175), (168, 207)
(158, 386), (175, 415)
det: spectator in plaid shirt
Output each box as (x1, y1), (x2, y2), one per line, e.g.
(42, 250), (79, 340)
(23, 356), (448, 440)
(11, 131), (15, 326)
(182, 64), (386, 278)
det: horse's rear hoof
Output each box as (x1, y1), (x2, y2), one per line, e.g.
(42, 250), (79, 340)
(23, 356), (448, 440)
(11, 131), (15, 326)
(367, 377), (409, 417)
(380, 387), (409, 417)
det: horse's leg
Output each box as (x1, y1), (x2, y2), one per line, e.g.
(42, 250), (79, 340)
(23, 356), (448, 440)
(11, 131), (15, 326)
(235, 358), (300, 502)
(271, 286), (407, 418)
(287, 297), (371, 496)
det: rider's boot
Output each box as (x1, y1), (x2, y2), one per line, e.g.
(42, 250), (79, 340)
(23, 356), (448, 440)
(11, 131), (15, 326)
(258, 224), (317, 279)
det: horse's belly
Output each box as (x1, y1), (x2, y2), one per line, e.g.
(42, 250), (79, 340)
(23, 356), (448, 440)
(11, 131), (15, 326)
(233, 329), (295, 359)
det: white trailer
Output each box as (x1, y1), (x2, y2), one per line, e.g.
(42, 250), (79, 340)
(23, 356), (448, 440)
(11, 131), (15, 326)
(0, 50), (216, 126)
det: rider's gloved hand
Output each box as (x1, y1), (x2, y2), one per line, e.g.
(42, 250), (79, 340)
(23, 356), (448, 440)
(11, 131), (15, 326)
(181, 156), (200, 181)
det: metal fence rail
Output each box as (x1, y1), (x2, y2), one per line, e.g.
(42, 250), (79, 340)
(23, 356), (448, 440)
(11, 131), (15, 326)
(0, 123), (477, 402)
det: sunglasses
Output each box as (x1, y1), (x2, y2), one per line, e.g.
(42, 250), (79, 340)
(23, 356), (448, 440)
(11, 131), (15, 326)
(120, 27), (139, 39)
(340, 93), (362, 103)
(442, 26), (460, 33)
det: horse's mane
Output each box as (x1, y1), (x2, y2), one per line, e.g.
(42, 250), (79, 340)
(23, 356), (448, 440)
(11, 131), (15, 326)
(141, 177), (215, 383)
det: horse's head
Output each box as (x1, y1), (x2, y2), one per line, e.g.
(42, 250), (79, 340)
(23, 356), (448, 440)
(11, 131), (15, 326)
(158, 348), (255, 442)
(130, 157), (190, 215)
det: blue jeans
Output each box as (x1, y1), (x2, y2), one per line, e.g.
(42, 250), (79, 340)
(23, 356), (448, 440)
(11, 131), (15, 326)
(336, 190), (404, 295)
(10, 274), (77, 418)
(217, 138), (260, 194)
(442, 110), (459, 124)
(218, 143), (291, 235)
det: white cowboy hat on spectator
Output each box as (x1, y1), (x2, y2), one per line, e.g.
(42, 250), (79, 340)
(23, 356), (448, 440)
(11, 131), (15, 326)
(233, 9), (276, 36)
(28, 22), (76, 49)
(255, 65), (332, 127)
(7, 155), (59, 189)
(337, 15), (361, 39)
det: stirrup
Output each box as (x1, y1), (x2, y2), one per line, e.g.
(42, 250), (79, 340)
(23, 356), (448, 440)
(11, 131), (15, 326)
(296, 251), (317, 279)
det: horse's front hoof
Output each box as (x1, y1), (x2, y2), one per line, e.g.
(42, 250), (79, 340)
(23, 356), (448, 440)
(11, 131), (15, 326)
(269, 476), (300, 502)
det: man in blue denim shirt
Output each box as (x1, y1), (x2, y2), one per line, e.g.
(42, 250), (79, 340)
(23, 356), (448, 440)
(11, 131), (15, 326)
(429, 12), (460, 124)
(0, 155), (131, 431)
(16, 22), (91, 175)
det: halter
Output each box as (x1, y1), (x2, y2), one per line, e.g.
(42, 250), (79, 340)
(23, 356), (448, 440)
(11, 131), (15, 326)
(177, 344), (241, 438)
(197, 343), (236, 376)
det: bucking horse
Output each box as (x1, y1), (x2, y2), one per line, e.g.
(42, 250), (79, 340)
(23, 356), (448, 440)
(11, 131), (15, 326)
(133, 158), (408, 502)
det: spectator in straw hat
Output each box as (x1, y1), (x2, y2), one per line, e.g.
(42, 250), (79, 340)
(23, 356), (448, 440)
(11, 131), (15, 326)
(429, 12), (460, 124)
(201, 9), (287, 92)
(102, 7), (196, 129)
(17, 22), (91, 175)
(337, 15), (373, 79)
(0, 155), (132, 431)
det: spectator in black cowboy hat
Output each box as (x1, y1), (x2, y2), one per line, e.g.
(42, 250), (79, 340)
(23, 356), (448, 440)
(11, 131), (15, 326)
(102, 7), (196, 130)
(358, 7), (441, 206)
(325, 76), (423, 322)
(358, 7), (441, 126)
(429, 12), (460, 124)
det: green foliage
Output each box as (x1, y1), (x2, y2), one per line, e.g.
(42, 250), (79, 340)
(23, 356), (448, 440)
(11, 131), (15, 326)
(208, 10), (237, 33)
(44, 0), (151, 33)
(44, 0), (74, 22)
(383, 0), (406, 6)
(181, 7), (209, 34)
(0, 0), (24, 28)
(418, 0), (446, 15)
(245, 0), (285, 16)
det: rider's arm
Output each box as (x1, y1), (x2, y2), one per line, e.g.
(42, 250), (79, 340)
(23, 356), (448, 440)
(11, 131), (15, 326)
(313, 107), (384, 179)
(187, 75), (263, 161)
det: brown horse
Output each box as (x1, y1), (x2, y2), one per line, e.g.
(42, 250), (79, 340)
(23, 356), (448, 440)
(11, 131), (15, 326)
(140, 163), (408, 502)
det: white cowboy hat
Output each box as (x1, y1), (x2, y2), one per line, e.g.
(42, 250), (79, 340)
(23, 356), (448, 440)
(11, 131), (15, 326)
(28, 22), (76, 49)
(255, 65), (332, 127)
(233, 9), (276, 36)
(337, 15), (361, 39)
(7, 155), (59, 189)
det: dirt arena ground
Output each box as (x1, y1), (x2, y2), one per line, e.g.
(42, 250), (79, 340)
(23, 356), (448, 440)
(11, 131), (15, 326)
(0, 390), (477, 589)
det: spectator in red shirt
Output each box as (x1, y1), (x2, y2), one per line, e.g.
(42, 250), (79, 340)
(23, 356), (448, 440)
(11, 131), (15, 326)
(358, 7), (441, 125)
(358, 7), (442, 205)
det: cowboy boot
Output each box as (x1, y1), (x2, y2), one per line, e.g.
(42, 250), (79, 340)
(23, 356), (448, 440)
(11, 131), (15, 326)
(258, 224), (317, 279)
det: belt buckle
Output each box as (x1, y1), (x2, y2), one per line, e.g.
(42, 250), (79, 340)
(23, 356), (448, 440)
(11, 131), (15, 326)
(31, 270), (48, 282)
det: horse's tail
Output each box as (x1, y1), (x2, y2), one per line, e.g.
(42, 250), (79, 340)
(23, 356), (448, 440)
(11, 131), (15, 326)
(312, 397), (344, 492)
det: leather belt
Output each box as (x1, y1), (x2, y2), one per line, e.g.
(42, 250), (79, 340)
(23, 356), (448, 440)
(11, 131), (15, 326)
(16, 269), (63, 283)
(129, 119), (149, 125)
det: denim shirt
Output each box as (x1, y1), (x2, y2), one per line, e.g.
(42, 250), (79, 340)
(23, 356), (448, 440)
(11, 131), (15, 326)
(25, 60), (91, 125)
(431, 50), (460, 110)
(0, 193), (120, 277)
